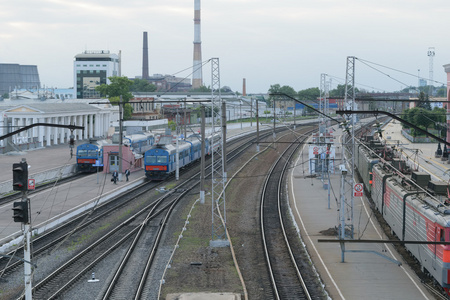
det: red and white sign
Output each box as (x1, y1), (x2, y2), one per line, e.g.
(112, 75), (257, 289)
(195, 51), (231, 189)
(353, 183), (363, 197)
(313, 146), (319, 155)
(28, 179), (35, 190)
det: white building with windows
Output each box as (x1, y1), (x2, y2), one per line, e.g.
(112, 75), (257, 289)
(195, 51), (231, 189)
(0, 99), (118, 153)
(74, 50), (120, 99)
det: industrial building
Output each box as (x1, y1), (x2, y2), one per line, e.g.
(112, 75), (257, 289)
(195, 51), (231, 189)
(0, 64), (40, 96)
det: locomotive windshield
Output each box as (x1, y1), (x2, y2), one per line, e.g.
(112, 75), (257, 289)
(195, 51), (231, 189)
(78, 150), (99, 157)
(146, 156), (156, 164)
(146, 155), (168, 164)
(78, 150), (88, 157)
(157, 156), (167, 163)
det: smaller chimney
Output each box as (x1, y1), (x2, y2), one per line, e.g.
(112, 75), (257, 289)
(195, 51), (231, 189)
(242, 78), (246, 96)
(142, 32), (149, 79)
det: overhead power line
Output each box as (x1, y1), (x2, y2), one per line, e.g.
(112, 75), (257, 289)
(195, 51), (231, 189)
(356, 57), (446, 87)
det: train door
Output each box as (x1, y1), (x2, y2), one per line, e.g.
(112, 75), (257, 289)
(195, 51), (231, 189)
(109, 155), (119, 172)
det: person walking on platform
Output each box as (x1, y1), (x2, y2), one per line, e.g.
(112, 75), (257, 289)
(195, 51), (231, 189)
(112, 170), (118, 184)
(125, 169), (130, 182)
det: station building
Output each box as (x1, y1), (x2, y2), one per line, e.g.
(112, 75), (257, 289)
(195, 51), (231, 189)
(0, 99), (118, 153)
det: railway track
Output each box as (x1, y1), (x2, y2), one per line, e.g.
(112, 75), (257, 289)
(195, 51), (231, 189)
(100, 126), (302, 300)
(1, 127), (275, 276)
(5, 125), (292, 300)
(30, 184), (180, 300)
(260, 128), (315, 300)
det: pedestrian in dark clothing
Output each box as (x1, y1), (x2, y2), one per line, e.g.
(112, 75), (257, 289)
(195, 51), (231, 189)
(125, 169), (130, 181)
(112, 171), (118, 184)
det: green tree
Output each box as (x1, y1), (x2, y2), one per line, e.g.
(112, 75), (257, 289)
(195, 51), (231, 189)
(432, 107), (446, 123)
(108, 96), (133, 120)
(414, 109), (433, 130)
(96, 76), (135, 120)
(436, 85), (447, 97)
(130, 78), (157, 92)
(168, 120), (176, 132)
(297, 87), (320, 101)
(96, 76), (134, 102)
(267, 84), (281, 107)
(190, 85), (211, 92)
(329, 84), (359, 98)
(267, 84), (297, 107)
(416, 91), (431, 110)
(401, 106), (447, 136)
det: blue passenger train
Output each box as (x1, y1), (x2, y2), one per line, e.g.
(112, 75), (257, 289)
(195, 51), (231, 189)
(76, 141), (105, 172)
(77, 132), (155, 173)
(144, 133), (220, 180)
(123, 132), (155, 154)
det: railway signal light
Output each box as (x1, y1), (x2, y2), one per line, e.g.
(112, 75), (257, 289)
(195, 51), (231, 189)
(69, 134), (75, 148)
(12, 201), (29, 223)
(12, 162), (28, 191)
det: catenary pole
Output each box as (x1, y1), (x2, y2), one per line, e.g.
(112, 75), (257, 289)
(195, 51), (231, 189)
(200, 106), (205, 204)
(119, 96), (123, 181)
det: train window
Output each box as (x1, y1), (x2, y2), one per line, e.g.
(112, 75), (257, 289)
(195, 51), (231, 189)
(88, 150), (99, 157)
(146, 156), (156, 164)
(78, 150), (88, 156)
(441, 229), (445, 242)
(157, 156), (167, 163)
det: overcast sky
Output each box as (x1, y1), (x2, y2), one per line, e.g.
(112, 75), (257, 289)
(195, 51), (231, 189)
(0, 0), (448, 94)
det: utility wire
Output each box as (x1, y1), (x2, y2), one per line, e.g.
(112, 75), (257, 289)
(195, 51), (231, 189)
(156, 59), (211, 97)
(356, 59), (416, 91)
(356, 57), (446, 86)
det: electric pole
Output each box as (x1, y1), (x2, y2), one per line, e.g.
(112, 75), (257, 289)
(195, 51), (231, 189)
(210, 58), (229, 247)
(119, 95), (123, 181)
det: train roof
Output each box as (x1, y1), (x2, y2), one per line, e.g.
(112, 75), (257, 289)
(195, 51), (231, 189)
(147, 140), (192, 153)
(77, 139), (110, 148)
(384, 171), (450, 221)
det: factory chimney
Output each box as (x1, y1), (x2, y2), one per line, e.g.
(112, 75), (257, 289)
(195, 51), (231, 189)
(192, 0), (203, 89)
(142, 31), (149, 79)
(242, 78), (246, 96)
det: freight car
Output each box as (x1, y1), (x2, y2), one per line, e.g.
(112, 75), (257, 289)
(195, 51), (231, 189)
(356, 134), (450, 296)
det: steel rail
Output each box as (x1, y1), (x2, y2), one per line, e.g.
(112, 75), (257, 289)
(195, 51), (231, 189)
(260, 128), (315, 300)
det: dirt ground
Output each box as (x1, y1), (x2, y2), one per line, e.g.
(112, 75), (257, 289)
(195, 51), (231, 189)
(160, 137), (283, 299)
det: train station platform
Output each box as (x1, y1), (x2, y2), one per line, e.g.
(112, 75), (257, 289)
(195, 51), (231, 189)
(289, 120), (435, 299)
(382, 119), (450, 183)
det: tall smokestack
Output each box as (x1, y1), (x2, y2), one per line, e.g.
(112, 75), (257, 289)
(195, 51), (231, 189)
(142, 31), (149, 79)
(192, 0), (203, 89)
(242, 78), (246, 96)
